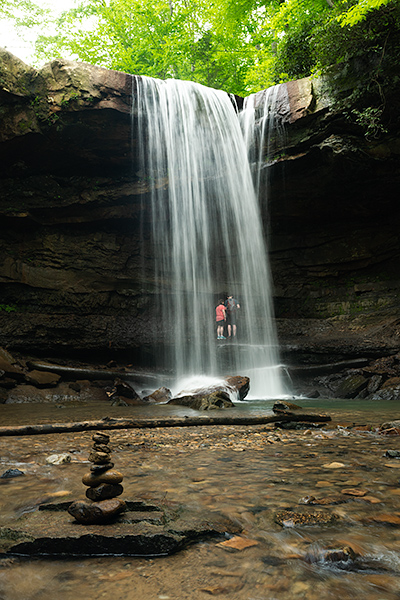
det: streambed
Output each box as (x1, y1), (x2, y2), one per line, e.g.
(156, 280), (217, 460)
(1, 400), (400, 599)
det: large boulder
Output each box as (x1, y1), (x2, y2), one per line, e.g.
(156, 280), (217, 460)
(168, 390), (234, 410)
(224, 375), (250, 400)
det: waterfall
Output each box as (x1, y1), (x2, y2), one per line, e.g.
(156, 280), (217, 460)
(241, 84), (289, 197)
(133, 76), (286, 398)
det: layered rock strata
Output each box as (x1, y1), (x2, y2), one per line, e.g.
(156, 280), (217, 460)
(0, 49), (399, 370)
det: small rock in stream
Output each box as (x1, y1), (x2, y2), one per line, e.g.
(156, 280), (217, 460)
(385, 450), (400, 458)
(46, 453), (72, 465)
(0, 468), (25, 479)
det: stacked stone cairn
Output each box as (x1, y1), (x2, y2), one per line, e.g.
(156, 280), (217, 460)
(68, 431), (126, 524)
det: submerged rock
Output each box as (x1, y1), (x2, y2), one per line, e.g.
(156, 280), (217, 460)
(275, 509), (339, 527)
(0, 468), (25, 479)
(273, 400), (302, 412)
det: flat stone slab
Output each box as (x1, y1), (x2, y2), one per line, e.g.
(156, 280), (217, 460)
(0, 499), (241, 557)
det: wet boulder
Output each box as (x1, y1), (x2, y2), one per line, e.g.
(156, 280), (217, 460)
(142, 386), (172, 403)
(224, 376), (250, 400)
(0, 357), (25, 381)
(333, 372), (368, 399)
(168, 390), (234, 410)
(370, 379), (400, 401)
(273, 400), (302, 412)
(25, 370), (61, 387)
(108, 378), (142, 405)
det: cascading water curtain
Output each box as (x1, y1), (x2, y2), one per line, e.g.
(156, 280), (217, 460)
(241, 85), (289, 197)
(134, 75), (286, 397)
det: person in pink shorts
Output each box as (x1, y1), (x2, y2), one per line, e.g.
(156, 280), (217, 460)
(215, 299), (226, 339)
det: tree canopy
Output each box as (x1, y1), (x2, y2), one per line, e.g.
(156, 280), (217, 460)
(2, 0), (399, 96)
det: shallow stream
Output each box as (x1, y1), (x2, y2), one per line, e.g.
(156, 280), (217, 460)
(1, 399), (400, 599)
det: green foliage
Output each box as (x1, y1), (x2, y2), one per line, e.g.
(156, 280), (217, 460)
(2, 0), (399, 96)
(351, 106), (388, 139)
(0, 0), (47, 29)
(337, 0), (394, 26)
(0, 304), (17, 313)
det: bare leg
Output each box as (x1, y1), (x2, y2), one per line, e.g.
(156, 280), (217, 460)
(232, 324), (237, 337)
(227, 324), (232, 337)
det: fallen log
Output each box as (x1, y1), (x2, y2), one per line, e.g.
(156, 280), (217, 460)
(26, 361), (160, 384)
(287, 358), (369, 377)
(0, 412), (331, 436)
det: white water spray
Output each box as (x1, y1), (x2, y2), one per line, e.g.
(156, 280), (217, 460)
(134, 76), (286, 398)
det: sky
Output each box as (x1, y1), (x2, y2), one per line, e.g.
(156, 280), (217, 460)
(0, 0), (77, 65)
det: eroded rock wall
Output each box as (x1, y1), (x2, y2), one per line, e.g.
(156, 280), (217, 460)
(0, 49), (399, 367)
(252, 75), (400, 364)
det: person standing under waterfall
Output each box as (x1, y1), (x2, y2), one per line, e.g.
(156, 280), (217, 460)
(225, 294), (240, 338)
(215, 299), (226, 340)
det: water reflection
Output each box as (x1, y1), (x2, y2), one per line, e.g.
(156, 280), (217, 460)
(1, 401), (400, 599)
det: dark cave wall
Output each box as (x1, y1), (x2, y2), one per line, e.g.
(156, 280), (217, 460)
(0, 49), (399, 359)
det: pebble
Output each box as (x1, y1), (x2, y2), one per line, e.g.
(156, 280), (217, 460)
(341, 488), (368, 496)
(90, 462), (114, 473)
(92, 443), (112, 454)
(82, 470), (123, 487)
(92, 432), (110, 444)
(88, 451), (111, 465)
(86, 483), (123, 501)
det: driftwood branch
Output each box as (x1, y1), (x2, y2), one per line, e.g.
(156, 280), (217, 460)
(0, 412), (330, 437)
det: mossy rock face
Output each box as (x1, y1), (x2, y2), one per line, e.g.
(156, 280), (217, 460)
(0, 48), (36, 97)
(334, 374), (368, 399)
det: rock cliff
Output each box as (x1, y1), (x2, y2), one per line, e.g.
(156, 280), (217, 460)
(0, 49), (399, 382)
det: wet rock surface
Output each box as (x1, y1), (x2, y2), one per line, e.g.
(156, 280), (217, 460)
(0, 498), (241, 557)
(168, 390), (234, 411)
(2, 406), (400, 597)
